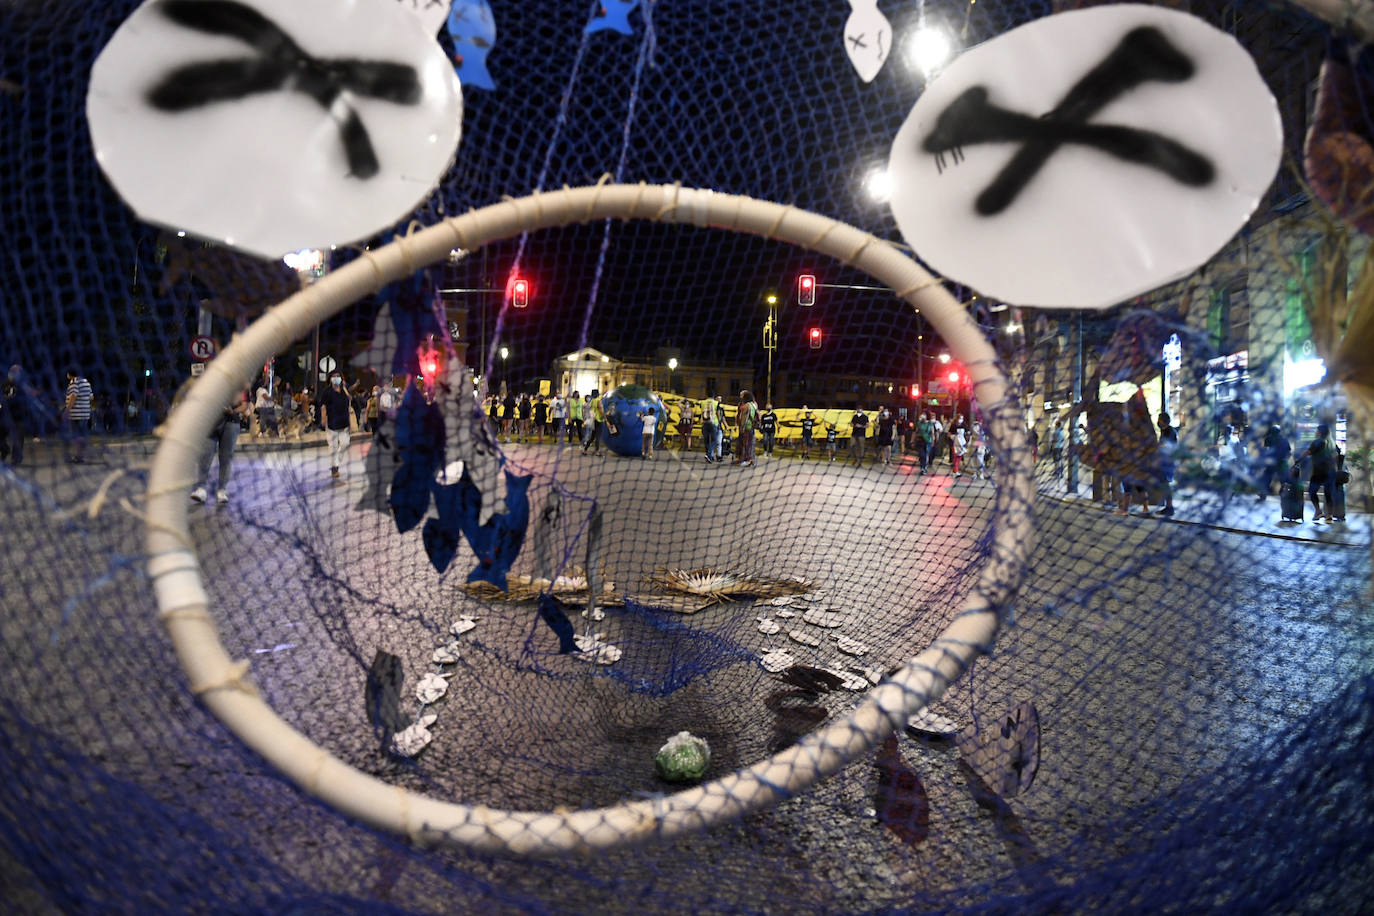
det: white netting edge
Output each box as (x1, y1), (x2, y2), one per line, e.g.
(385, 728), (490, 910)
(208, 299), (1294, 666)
(143, 183), (1035, 855)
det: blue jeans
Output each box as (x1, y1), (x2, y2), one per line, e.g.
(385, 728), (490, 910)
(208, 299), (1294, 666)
(199, 422), (240, 492)
(705, 423), (721, 460)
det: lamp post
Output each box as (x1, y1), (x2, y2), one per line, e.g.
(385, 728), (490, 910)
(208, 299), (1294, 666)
(764, 293), (778, 406)
(499, 346), (509, 392)
(667, 356), (678, 393)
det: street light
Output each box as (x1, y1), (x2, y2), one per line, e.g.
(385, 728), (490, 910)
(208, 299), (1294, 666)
(667, 356), (678, 393)
(764, 293), (779, 406)
(938, 352), (951, 364)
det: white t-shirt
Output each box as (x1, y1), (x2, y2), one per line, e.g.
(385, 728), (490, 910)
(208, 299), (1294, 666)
(551, 397), (566, 419)
(642, 413), (657, 435)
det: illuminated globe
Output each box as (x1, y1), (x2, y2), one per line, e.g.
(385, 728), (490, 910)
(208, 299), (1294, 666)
(600, 385), (667, 457)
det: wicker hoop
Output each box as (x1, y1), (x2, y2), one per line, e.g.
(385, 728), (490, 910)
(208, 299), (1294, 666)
(144, 184), (1035, 855)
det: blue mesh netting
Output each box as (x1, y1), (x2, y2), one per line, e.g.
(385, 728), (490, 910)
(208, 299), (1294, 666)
(3, 0), (1374, 912)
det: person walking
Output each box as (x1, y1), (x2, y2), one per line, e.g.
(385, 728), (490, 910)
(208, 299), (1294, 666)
(701, 393), (720, 463)
(1051, 420), (1067, 481)
(735, 390), (757, 467)
(191, 388), (251, 505)
(1, 379), (27, 465)
(364, 387), (380, 433)
(971, 421), (988, 479)
(516, 394), (532, 442)
(825, 421), (838, 462)
(1254, 424), (1292, 500)
(800, 409), (815, 459)
(63, 368), (93, 463)
(758, 403), (777, 457)
(850, 407), (869, 467)
(875, 406), (895, 467)
(1302, 423), (1337, 523)
(320, 369), (353, 478)
(533, 395), (548, 444)
(501, 390), (516, 441)
(678, 398), (694, 452)
(582, 391), (604, 456)
(550, 392), (567, 443)
(567, 390), (583, 445)
(1154, 412), (1177, 517)
(951, 424), (968, 477)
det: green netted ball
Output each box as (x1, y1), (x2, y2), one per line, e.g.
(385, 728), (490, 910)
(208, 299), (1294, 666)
(654, 731), (711, 782)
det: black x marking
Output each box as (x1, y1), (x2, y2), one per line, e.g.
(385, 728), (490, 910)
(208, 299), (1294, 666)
(146, 0), (422, 179)
(922, 26), (1215, 215)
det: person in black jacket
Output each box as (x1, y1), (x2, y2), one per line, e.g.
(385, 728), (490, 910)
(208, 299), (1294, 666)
(1254, 424), (1292, 501)
(1302, 424), (1336, 523)
(0, 379), (25, 465)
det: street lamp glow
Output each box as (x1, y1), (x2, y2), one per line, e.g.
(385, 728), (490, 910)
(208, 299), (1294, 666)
(667, 357), (678, 371)
(1005, 322), (1022, 334)
(864, 165), (892, 204)
(499, 346), (509, 360)
(905, 24), (955, 78)
(938, 352), (951, 364)
(766, 294), (777, 305)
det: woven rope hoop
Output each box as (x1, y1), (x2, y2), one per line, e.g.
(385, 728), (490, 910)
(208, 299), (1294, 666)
(144, 183), (1035, 855)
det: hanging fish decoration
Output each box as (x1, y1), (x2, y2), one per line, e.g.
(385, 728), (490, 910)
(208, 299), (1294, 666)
(586, 0), (638, 36)
(843, 0), (892, 84)
(437, 362), (505, 526)
(445, 0), (498, 90)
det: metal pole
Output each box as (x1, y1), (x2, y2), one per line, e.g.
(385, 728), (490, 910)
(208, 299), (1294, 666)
(1068, 311), (1083, 495)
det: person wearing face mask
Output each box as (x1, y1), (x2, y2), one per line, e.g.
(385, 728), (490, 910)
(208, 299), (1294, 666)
(320, 370), (353, 479)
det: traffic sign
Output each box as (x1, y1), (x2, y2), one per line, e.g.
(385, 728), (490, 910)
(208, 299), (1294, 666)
(189, 336), (217, 361)
(318, 356), (337, 374)
(189, 362), (206, 377)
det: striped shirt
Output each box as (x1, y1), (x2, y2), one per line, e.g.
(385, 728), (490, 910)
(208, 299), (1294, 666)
(66, 376), (93, 421)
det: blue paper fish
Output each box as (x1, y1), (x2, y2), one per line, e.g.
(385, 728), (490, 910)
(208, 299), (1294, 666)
(585, 0), (638, 35)
(440, 467), (532, 590)
(390, 385), (443, 534)
(445, 0), (497, 90)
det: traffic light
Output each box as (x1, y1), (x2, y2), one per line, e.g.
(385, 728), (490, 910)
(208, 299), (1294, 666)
(809, 326), (822, 349)
(910, 384), (920, 398)
(509, 276), (529, 308)
(798, 274), (816, 306)
(948, 369), (961, 384)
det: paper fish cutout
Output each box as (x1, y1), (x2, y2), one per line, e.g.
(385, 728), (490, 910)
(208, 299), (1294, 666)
(390, 385), (443, 534)
(844, 0), (892, 83)
(955, 699), (1040, 799)
(87, 0), (463, 258)
(531, 488), (562, 583)
(586, 0), (638, 35)
(537, 593), (579, 654)
(438, 362), (505, 526)
(398, 0), (454, 37)
(356, 415), (402, 514)
(887, 4), (1282, 309)
(873, 735), (930, 847)
(1304, 52), (1374, 235)
(435, 467), (532, 590)
(445, 0), (497, 90)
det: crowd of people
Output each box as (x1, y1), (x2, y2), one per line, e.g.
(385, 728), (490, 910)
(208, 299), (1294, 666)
(1047, 402), (1351, 524)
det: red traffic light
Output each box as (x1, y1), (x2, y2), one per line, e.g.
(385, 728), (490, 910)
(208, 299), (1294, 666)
(510, 276), (529, 308)
(948, 369), (960, 383)
(911, 384), (920, 398)
(798, 274), (816, 306)
(809, 326), (822, 349)
(425, 360), (438, 376)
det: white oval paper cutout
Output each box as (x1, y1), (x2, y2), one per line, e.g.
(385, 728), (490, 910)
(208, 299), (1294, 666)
(888, 4), (1281, 309)
(87, 0), (463, 259)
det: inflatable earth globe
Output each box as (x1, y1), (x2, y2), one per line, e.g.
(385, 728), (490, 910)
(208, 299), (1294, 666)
(600, 384), (667, 457)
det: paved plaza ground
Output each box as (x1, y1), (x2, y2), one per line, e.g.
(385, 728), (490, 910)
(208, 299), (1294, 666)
(1, 431), (1370, 912)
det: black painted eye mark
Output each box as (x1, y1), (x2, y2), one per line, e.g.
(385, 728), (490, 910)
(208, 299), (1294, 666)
(146, 0), (422, 179)
(922, 26), (1216, 215)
